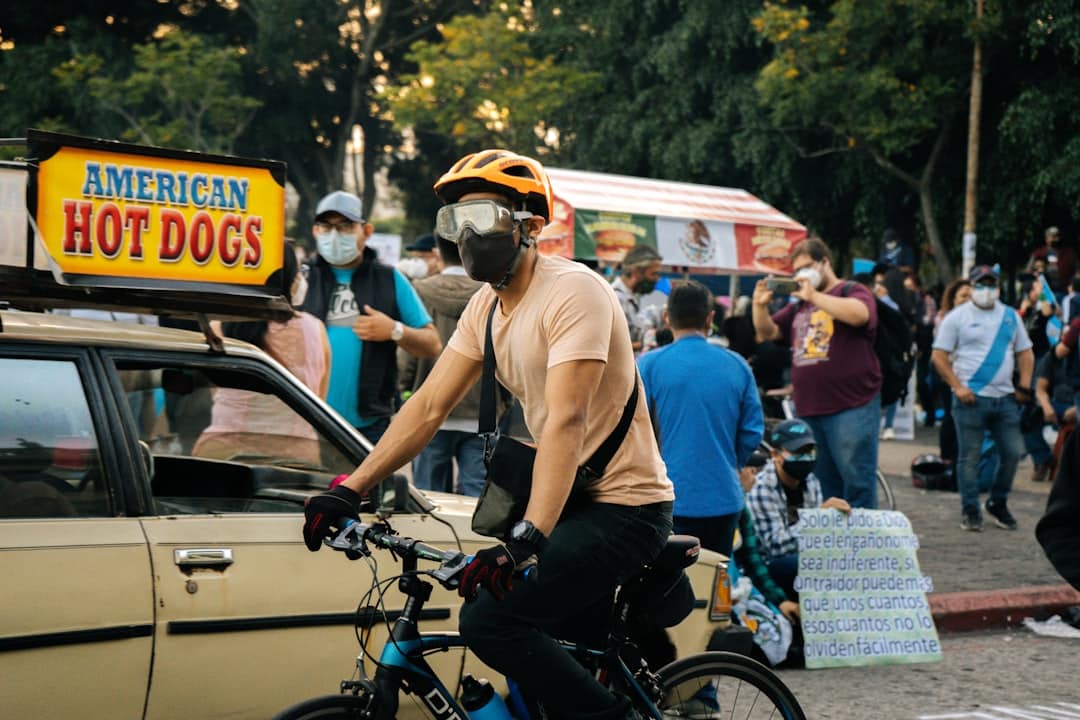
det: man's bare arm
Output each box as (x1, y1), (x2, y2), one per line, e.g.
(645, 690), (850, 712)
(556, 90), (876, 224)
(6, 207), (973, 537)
(932, 348), (975, 404)
(340, 348), (480, 493)
(1016, 348), (1035, 391)
(525, 359), (607, 536)
(752, 279), (782, 343)
(397, 323), (442, 358)
(804, 288), (870, 327)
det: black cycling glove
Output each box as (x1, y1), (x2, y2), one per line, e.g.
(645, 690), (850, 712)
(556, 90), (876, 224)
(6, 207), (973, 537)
(303, 485), (361, 552)
(459, 539), (540, 601)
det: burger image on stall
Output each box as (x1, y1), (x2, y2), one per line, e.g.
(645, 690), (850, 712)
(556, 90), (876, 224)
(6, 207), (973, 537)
(753, 240), (792, 274)
(593, 227), (638, 262)
(537, 219), (574, 258)
(750, 227), (795, 274)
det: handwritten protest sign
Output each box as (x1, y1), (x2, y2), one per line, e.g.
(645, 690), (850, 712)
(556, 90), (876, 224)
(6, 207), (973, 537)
(795, 509), (942, 669)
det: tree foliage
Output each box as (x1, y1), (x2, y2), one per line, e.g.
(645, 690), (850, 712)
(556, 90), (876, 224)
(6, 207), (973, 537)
(385, 3), (600, 157)
(753, 0), (976, 280)
(53, 31), (260, 154)
(3, 0), (1080, 277)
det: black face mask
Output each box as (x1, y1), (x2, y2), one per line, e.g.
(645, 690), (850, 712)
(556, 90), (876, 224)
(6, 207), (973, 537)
(781, 459), (815, 483)
(633, 278), (657, 295)
(459, 227), (524, 288)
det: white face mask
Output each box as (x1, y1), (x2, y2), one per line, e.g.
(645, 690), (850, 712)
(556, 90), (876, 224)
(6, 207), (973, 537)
(795, 265), (823, 291)
(316, 230), (361, 266)
(971, 286), (999, 309)
(291, 272), (308, 308)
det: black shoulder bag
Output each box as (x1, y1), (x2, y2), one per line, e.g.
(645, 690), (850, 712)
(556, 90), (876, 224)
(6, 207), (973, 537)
(471, 299), (640, 539)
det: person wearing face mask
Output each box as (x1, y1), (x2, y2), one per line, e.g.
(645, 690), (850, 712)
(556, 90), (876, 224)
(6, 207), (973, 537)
(877, 227), (916, 275)
(752, 238), (883, 509)
(301, 190), (442, 444)
(746, 419), (851, 599)
(194, 243), (331, 464)
(301, 150), (674, 720)
(932, 265), (1035, 532)
(612, 244), (664, 353)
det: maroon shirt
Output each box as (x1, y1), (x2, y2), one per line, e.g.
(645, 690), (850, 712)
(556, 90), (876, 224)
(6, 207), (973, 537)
(772, 282), (882, 417)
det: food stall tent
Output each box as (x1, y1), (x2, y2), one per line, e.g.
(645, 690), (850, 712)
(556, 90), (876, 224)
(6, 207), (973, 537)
(537, 167), (806, 278)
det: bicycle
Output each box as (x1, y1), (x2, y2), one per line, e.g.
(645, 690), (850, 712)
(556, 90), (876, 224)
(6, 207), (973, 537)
(273, 519), (806, 720)
(762, 387), (896, 511)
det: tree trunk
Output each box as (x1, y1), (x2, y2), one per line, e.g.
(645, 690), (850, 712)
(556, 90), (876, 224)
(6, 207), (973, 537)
(360, 117), (381, 219)
(867, 121), (954, 284)
(918, 182), (953, 283)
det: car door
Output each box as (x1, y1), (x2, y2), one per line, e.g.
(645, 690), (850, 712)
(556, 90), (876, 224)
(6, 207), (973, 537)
(0, 345), (154, 719)
(102, 349), (469, 720)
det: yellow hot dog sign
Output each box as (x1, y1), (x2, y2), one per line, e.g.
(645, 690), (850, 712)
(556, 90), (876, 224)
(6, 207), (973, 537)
(32, 130), (285, 288)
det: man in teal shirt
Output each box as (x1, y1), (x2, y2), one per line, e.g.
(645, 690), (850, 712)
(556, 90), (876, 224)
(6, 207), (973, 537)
(302, 190), (441, 443)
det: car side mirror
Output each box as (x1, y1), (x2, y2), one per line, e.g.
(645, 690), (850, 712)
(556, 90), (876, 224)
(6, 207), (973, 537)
(375, 474), (410, 514)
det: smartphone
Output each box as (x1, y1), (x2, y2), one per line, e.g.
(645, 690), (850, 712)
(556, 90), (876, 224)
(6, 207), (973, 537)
(767, 277), (800, 295)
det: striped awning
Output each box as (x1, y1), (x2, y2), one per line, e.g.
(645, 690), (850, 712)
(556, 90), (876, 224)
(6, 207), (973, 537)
(546, 168), (804, 230)
(538, 167), (806, 274)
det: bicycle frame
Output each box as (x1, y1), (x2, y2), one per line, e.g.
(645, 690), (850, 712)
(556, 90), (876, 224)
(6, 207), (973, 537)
(360, 564), (661, 720)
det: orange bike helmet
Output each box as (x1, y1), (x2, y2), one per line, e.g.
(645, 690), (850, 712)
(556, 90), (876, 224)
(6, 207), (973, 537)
(434, 149), (553, 221)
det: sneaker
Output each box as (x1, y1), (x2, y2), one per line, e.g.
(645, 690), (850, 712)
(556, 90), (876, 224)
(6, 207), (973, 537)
(985, 499), (1018, 530)
(881, 427), (896, 441)
(960, 508), (982, 532)
(1031, 463), (1051, 483)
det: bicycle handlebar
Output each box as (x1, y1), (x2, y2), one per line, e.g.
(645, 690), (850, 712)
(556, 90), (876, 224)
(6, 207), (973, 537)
(325, 519), (470, 588)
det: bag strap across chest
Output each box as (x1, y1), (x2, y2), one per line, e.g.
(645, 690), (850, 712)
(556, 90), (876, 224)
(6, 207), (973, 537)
(478, 298), (638, 480)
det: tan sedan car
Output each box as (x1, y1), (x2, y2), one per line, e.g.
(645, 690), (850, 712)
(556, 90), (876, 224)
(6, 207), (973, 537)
(0, 310), (729, 719)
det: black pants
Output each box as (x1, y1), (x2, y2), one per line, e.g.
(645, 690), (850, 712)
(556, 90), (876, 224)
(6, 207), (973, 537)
(459, 501), (672, 720)
(673, 513), (740, 557)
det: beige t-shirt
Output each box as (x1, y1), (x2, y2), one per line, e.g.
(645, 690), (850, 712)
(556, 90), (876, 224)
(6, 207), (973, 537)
(447, 254), (674, 506)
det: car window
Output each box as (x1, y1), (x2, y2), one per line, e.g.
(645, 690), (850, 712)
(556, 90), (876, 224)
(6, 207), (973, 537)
(0, 358), (110, 518)
(112, 359), (357, 515)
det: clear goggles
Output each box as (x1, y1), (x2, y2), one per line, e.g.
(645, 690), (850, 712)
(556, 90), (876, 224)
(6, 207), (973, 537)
(435, 199), (533, 243)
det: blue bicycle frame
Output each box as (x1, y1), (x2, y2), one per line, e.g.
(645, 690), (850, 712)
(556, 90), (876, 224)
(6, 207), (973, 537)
(373, 628), (661, 720)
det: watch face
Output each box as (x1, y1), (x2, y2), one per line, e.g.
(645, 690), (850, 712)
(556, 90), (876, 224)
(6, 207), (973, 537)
(511, 521), (528, 540)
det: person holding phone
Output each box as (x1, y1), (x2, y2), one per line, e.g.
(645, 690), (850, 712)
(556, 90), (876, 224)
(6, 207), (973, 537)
(752, 238), (883, 509)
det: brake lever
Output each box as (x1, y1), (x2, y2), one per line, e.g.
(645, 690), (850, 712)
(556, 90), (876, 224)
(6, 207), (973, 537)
(325, 521), (367, 555)
(428, 553), (536, 589)
(430, 552), (469, 588)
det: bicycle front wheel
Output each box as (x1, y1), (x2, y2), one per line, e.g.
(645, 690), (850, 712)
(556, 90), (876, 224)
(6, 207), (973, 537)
(656, 651), (806, 720)
(272, 694), (371, 720)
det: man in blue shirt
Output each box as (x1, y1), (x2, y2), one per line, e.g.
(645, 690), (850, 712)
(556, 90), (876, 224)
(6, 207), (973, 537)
(639, 280), (764, 555)
(302, 190), (441, 443)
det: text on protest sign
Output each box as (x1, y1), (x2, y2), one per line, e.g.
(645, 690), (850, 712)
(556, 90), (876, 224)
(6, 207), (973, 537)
(795, 509), (942, 669)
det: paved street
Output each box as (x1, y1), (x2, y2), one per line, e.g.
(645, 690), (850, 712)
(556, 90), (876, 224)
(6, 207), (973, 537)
(777, 629), (1080, 719)
(876, 425), (1062, 594)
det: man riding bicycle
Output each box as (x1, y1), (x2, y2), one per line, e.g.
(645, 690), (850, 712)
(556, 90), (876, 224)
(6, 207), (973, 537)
(302, 150), (675, 720)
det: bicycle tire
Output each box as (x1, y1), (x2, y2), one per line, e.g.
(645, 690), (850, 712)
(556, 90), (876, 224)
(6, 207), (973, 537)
(272, 694), (371, 720)
(655, 651), (806, 720)
(877, 470), (896, 511)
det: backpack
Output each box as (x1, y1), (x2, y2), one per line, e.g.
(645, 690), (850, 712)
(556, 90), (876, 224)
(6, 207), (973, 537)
(843, 282), (914, 406)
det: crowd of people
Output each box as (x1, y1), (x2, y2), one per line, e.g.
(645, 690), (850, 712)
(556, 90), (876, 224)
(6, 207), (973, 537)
(268, 161), (1077, 675)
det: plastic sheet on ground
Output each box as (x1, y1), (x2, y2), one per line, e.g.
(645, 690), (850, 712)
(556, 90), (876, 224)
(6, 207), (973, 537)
(1022, 615), (1080, 639)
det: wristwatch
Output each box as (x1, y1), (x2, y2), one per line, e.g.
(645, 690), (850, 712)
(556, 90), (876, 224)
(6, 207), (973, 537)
(510, 520), (548, 551)
(390, 321), (404, 342)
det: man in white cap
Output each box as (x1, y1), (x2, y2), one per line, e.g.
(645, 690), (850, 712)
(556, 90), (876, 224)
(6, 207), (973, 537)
(301, 190), (441, 443)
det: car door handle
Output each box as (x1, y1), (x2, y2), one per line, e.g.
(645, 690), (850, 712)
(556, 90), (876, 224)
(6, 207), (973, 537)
(174, 548), (234, 568)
